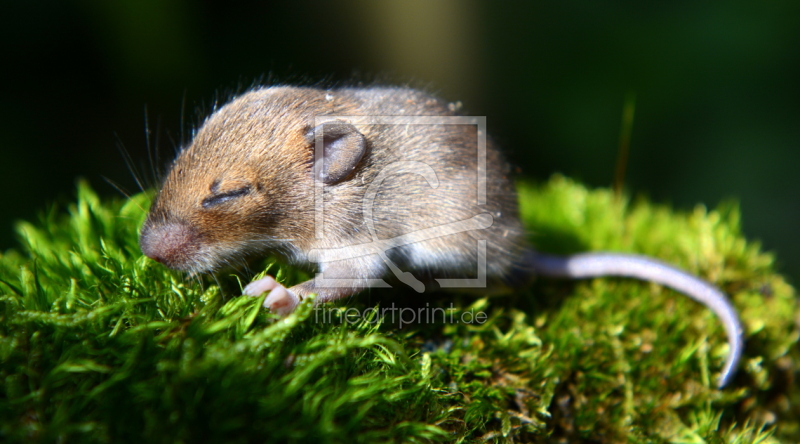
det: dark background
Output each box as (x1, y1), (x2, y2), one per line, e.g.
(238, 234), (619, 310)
(2, 1), (799, 282)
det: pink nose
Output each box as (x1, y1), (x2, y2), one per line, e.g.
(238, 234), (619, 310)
(140, 222), (198, 270)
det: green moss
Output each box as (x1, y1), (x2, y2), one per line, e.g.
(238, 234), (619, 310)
(0, 176), (797, 443)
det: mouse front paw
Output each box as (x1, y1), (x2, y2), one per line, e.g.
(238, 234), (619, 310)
(243, 275), (300, 316)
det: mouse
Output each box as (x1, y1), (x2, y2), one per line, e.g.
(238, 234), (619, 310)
(139, 85), (743, 387)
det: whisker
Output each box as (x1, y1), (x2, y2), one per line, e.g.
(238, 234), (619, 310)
(115, 135), (146, 193)
(143, 106), (157, 189)
(103, 176), (133, 200)
(210, 274), (223, 296)
(180, 89), (188, 151)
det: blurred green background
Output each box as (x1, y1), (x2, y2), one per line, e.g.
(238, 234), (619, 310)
(2, 1), (798, 281)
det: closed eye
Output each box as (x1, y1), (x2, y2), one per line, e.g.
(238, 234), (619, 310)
(202, 186), (251, 209)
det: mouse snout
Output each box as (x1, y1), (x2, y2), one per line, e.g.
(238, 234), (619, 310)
(140, 222), (201, 270)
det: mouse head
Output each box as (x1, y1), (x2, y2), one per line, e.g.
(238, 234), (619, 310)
(139, 87), (367, 274)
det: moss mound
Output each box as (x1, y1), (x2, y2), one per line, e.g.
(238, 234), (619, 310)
(0, 176), (797, 443)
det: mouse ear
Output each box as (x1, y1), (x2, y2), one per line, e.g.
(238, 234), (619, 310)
(307, 121), (366, 185)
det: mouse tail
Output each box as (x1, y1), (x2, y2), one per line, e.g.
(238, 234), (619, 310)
(525, 250), (743, 388)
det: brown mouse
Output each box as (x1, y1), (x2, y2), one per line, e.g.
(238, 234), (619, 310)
(139, 85), (743, 387)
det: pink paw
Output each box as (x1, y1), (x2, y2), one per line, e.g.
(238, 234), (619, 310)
(243, 275), (299, 316)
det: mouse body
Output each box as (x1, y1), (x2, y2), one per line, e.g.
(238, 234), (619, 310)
(139, 85), (743, 387)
